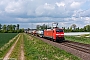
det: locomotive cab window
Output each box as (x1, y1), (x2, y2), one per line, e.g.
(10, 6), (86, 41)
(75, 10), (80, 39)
(56, 29), (63, 32)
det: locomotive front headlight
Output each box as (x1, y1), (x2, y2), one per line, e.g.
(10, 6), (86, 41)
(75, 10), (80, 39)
(61, 34), (64, 35)
(56, 34), (60, 35)
(56, 34), (64, 35)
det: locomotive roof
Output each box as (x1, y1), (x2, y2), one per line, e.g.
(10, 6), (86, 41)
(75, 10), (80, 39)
(44, 28), (63, 31)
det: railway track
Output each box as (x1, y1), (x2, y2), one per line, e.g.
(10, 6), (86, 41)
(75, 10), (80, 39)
(61, 41), (90, 54)
(35, 36), (90, 60)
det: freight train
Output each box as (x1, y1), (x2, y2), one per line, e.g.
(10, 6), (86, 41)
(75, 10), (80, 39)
(30, 28), (65, 42)
(26, 22), (65, 42)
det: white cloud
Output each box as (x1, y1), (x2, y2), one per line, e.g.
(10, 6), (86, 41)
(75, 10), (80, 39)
(5, 0), (24, 14)
(80, 9), (90, 17)
(30, 0), (33, 1)
(16, 18), (29, 22)
(0, 1), (4, 5)
(44, 3), (55, 10)
(70, 2), (81, 9)
(85, 17), (90, 21)
(35, 3), (55, 16)
(35, 5), (45, 16)
(56, 2), (65, 7)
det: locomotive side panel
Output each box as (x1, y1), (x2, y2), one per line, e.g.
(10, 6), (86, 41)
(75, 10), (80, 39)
(44, 30), (53, 38)
(53, 29), (56, 40)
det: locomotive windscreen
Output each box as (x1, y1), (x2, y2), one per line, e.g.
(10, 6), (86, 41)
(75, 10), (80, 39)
(56, 29), (63, 32)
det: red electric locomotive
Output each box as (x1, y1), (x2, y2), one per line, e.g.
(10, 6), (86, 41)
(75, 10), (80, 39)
(44, 28), (65, 42)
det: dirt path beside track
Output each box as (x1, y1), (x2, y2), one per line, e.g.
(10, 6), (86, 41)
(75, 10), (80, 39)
(3, 35), (21, 60)
(20, 35), (25, 60)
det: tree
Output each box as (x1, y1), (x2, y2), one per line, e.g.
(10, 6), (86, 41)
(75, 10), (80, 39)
(9, 25), (13, 31)
(84, 25), (90, 32)
(17, 24), (19, 30)
(71, 24), (77, 31)
(0, 24), (2, 32)
(27, 28), (30, 31)
(80, 28), (84, 32)
(0, 24), (24, 33)
(16, 24), (19, 33)
(47, 25), (51, 29)
(77, 27), (80, 32)
(2, 25), (7, 33)
(7, 25), (13, 33)
(67, 27), (70, 32)
(70, 27), (72, 32)
(36, 24), (48, 30)
(19, 28), (24, 33)
(75, 27), (80, 32)
(83, 26), (87, 32)
(0, 24), (2, 31)
(42, 24), (47, 30)
(36, 25), (40, 30)
(12, 25), (16, 31)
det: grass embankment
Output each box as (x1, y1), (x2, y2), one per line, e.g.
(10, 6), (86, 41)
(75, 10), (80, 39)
(0, 33), (19, 57)
(24, 33), (81, 60)
(10, 34), (23, 60)
(65, 35), (90, 44)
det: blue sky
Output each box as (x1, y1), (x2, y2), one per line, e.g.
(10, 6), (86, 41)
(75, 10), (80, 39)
(0, 0), (90, 29)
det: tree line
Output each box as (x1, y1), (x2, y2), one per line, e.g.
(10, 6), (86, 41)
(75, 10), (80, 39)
(63, 24), (90, 32)
(0, 24), (24, 33)
(36, 24), (90, 32)
(36, 24), (51, 30)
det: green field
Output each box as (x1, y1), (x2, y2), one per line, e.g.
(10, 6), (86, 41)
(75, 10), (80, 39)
(65, 35), (90, 44)
(24, 34), (80, 60)
(0, 33), (18, 57)
(0, 33), (18, 48)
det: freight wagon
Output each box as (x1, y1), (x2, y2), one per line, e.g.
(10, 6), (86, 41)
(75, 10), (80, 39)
(36, 30), (44, 37)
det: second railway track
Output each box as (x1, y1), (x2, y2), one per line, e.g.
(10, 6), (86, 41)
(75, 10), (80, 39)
(61, 41), (90, 54)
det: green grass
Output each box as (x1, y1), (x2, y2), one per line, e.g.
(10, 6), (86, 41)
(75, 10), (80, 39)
(24, 34), (81, 60)
(0, 33), (18, 48)
(65, 36), (90, 44)
(0, 33), (19, 57)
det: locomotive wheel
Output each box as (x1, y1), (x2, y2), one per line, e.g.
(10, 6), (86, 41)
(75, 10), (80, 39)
(50, 38), (52, 41)
(53, 39), (56, 42)
(63, 37), (65, 42)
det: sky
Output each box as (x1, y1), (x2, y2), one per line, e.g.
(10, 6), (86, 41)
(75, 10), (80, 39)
(0, 0), (90, 29)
